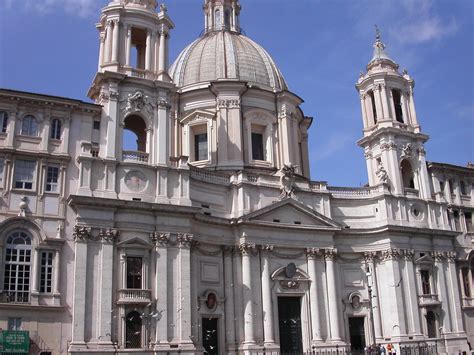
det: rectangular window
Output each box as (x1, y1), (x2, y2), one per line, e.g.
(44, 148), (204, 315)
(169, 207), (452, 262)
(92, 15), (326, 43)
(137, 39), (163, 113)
(466, 212), (473, 232)
(462, 269), (471, 297)
(251, 132), (265, 161)
(0, 157), (4, 187)
(93, 121), (101, 130)
(420, 270), (431, 295)
(194, 133), (208, 161)
(14, 159), (36, 190)
(46, 166), (59, 193)
(126, 257), (143, 289)
(0, 111), (7, 133)
(8, 318), (22, 330)
(39, 251), (54, 293)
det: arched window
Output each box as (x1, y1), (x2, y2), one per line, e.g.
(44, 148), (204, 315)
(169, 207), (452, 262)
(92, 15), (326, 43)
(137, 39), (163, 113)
(215, 9), (221, 29)
(4, 231), (32, 303)
(224, 10), (231, 29)
(50, 119), (61, 140)
(21, 115), (38, 136)
(392, 89), (404, 123)
(122, 115), (148, 162)
(125, 311), (142, 348)
(426, 311), (437, 338)
(0, 111), (8, 133)
(400, 160), (415, 189)
(369, 90), (377, 124)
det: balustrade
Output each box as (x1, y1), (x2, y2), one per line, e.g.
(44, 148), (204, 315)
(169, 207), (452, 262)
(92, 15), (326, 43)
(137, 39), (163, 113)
(122, 150), (149, 163)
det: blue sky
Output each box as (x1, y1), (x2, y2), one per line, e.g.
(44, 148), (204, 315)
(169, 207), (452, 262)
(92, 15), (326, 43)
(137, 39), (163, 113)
(0, 0), (472, 187)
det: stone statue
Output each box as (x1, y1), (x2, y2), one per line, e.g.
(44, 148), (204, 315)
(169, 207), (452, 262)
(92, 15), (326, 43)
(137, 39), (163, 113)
(18, 196), (28, 217)
(375, 161), (388, 183)
(159, 3), (167, 12)
(125, 90), (148, 113)
(122, 0), (157, 10)
(278, 163), (298, 198)
(400, 143), (412, 159)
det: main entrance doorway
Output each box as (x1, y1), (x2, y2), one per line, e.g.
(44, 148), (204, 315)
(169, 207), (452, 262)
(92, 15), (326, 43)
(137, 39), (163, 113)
(348, 317), (366, 352)
(278, 297), (303, 355)
(202, 318), (218, 355)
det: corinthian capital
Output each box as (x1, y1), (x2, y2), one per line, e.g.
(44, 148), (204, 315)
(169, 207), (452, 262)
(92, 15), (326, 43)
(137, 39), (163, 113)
(73, 225), (92, 242)
(98, 228), (120, 243)
(239, 241), (256, 256)
(381, 248), (400, 261)
(324, 248), (337, 261)
(177, 233), (194, 249)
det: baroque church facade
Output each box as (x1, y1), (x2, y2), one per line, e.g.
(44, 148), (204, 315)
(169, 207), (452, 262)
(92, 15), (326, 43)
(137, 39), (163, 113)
(0, 0), (473, 354)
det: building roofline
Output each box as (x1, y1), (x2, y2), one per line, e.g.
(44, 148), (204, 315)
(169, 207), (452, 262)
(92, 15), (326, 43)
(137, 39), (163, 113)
(427, 161), (474, 175)
(0, 88), (102, 110)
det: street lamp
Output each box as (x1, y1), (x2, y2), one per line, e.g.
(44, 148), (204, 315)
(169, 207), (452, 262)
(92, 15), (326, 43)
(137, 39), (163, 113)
(366, 265), (377, 350)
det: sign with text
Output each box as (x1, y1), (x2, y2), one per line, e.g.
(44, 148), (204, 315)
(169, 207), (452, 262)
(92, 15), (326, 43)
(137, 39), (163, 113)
(0, 330), (29, 353)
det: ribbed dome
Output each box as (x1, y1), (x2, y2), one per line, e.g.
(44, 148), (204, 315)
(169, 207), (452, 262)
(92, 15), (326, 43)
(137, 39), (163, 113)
(169, 31), (288, 91)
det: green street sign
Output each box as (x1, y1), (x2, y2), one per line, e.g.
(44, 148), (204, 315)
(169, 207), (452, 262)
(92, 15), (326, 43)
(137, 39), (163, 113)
(0, 330), (29, 353)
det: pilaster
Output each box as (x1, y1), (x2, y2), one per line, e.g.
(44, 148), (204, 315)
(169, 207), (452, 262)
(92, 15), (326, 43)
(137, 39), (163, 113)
(324, 248), (342, 341)
(307, 248), (323, 343)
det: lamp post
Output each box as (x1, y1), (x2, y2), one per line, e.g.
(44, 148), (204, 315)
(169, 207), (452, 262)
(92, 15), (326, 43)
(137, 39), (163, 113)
(366, 265), (377, 350)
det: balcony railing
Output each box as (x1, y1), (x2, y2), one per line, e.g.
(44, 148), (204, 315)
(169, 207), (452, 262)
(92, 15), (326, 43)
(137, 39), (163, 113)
(122, 150), (149, 163)
(117, 289), (151, 304)
(418, 294), (441, 307)
(0, 291), (30, 304)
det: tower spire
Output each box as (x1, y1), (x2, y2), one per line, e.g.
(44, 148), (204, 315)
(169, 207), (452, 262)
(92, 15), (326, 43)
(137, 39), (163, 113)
(370, 25), (394, 63)
(203, 0), (241, 34)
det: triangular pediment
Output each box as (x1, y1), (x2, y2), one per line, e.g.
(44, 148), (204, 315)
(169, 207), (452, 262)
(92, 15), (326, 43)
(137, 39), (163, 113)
(415, 253), (434, 265)
(116, 236), (153, 249)
(241, 198), (340, 229)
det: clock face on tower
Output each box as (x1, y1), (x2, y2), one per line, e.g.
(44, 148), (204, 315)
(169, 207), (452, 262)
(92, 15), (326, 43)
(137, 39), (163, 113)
(125, 170), (147, 192)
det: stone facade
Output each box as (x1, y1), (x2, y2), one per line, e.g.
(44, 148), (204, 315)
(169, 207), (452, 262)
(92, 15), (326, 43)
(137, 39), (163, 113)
(0, 1), (472, 354)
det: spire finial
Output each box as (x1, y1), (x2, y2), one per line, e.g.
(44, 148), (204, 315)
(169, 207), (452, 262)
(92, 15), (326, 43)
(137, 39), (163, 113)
(368, 25), (397, 66)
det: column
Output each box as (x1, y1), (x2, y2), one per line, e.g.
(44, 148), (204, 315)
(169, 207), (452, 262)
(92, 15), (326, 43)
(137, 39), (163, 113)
(373, 85), (384, 121)
(233, 246), (244, 345)
(401, 92), (409, 124)
(307, 248), (322, 343)
(105, 88), (119, 159)
(41, 115), (50, 151)
(364, 252), (383, 341)
(177, 234), (194, 347)
(154, 30), (160, 72)
(240, 241), (256, 344)
(153, 233), (169, 348)
(400, 250), (422, 336)
(380, 248), (407, 337)
(111, 20), (120, 63)
(223, 247), (236, 348)
(5, 110), (17, 148)
(52, 250), (61, 305)
(380, 83), (390, 120)
(158, 27), (167, 73)
(446, 252), (464, 333)
(125, 26), (132, 66)
(432, 251), (451, 332)
(408, 88), (419, 126)
(70, 227), (90, 347)
(260, 245), (275, 345)
(359, 94), (368, 127)
(145, 30), (152, 70)
(30, 248), (40, 305)
(104, 21), (113, 64)
(97, 229), (117, 346)
(156, 91), (170, 166)
(325, 249), (341, 341)
(98, 32), (106, 70)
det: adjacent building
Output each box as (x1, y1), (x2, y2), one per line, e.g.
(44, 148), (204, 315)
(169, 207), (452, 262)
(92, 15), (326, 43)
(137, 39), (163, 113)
(0, 0), (473, 354)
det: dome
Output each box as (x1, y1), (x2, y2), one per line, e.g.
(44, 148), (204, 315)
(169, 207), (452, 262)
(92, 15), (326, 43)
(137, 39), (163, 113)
(169, 31), (288, 92)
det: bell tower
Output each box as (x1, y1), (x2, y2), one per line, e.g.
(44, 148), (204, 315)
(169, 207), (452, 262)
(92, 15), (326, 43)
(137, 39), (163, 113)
(95, 0), (174, 81)
(203, 0), (241, 33)
(356, 29), (432, 198)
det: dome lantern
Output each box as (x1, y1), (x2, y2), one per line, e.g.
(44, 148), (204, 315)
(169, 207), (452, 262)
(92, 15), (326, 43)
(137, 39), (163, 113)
(203, 0), (241, 33)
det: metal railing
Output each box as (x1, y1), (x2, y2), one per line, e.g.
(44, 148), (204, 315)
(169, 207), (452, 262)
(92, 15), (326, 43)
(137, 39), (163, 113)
(117, 289), (151, 304)
(399, 342), (438, 355)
